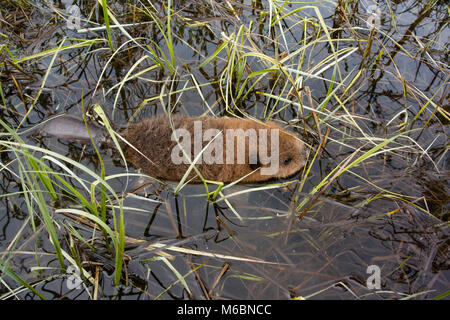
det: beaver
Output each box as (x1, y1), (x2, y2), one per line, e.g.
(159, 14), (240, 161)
(41, 114), (306, 183)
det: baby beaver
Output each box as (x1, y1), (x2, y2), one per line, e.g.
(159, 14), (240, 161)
(41, 114), (306, 183)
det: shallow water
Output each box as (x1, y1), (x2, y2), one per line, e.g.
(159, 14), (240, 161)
(0, 0), (448, 299)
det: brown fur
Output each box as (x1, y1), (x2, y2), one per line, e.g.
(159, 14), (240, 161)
(119, 114), (306, 183)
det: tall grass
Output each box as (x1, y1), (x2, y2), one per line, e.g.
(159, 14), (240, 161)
(0, 0), (448, 299)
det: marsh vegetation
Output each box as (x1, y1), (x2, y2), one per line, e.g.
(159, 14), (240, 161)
(0, 0), (448, 299)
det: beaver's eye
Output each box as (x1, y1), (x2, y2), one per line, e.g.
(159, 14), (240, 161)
(283, 157), (292, 165)
(250, 161), (261, 171)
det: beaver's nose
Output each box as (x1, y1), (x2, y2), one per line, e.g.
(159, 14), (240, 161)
(297, 139), (307, 168)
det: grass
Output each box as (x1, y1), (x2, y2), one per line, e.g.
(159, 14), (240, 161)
(0, 0), (448, 299)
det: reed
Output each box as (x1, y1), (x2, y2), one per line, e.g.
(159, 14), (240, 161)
(0, 0), (448, 300)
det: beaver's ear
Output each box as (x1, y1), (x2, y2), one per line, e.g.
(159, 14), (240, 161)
(249, 153), (261, 171)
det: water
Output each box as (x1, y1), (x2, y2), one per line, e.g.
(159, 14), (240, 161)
(0, 0), (448, 299)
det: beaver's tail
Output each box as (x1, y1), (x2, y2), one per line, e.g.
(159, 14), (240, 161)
(40, 114), (108, 144)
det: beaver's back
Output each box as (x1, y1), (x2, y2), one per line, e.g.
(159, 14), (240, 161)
(120, 114), (305, 183)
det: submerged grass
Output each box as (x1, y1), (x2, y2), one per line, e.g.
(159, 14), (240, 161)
(0, 0), (448, 299)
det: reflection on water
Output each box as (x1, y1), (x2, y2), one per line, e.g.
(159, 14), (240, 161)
(0, 0), (448, 299)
